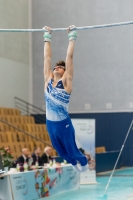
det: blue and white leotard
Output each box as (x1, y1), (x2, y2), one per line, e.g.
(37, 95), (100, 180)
(45, 79), (70, 121)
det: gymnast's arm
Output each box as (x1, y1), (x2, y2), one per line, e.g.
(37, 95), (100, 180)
(43, 28), (53, 91)
(63, 40), (75, 94)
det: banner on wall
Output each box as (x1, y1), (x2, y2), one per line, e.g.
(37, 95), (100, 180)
(71, 118), (96, 184)
(9, 166), (79, 200)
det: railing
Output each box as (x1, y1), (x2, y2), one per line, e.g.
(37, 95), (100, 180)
(14, 97), (46, 124)
(0, 118), (52, 148)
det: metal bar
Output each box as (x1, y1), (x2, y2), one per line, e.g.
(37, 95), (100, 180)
(15, 103), (45, 115)
(104, 119), (133, 194)
(15, 97), (45, 113)
(1, 21), (133, 32)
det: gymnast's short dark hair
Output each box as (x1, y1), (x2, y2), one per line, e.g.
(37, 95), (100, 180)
(55, 60), (65, 68)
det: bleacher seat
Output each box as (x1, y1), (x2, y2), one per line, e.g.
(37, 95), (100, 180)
(0, 107), (56, 159)
(95, 146), (106, 153)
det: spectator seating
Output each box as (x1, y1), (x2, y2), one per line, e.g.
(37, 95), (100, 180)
(0, 107), (57, 159)
(95, 146), (106, 153)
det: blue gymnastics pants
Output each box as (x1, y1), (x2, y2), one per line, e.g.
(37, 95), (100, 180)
(46, 117), (87, 166)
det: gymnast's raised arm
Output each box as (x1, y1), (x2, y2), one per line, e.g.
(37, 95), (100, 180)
(43, 26), (53, 91)
(63, 26), (77, 94)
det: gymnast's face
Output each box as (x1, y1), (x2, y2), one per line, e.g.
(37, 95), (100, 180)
(53, 65), (65, 77)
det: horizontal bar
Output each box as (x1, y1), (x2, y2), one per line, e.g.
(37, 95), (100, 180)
(0, 21), (133, 32)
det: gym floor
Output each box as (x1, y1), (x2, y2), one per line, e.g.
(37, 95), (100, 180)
(46, 167), (133, 200)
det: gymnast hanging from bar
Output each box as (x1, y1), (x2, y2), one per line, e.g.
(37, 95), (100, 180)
(43, 25), (89, 172)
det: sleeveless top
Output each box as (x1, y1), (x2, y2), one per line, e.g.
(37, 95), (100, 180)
(45, 79), (71, 121)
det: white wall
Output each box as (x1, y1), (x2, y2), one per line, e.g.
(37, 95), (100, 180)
(0, 0), (30, 108)
(0, 57), (29, 107)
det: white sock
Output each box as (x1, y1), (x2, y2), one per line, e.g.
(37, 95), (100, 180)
(79, 163), (89, 172)
(72, 164), (81, 172)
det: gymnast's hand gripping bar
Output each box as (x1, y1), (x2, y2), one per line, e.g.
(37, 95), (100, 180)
(0, 21), (133, 32)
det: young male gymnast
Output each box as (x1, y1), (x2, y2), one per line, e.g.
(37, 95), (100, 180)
(43, 25), (88, 172)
